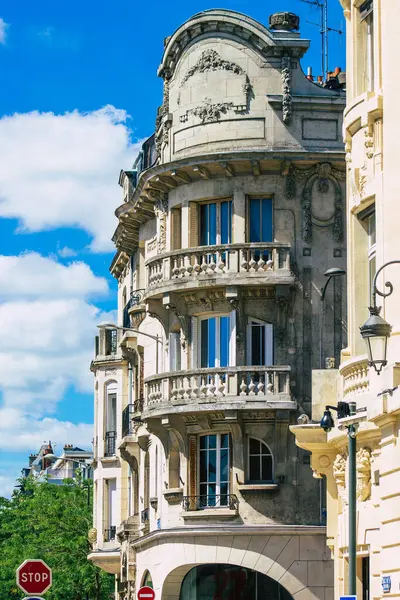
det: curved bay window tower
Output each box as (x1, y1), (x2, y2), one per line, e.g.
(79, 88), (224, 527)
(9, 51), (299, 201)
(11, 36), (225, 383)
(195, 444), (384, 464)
(89, 9), (347, 600)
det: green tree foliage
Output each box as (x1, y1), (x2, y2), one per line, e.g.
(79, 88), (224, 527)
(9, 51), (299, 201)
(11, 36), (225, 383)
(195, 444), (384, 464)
(0, 475), (114, 600)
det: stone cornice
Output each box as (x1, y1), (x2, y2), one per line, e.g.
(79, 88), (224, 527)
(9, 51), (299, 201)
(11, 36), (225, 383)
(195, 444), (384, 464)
(131, 524), (326, 550)
(158, 10), (310, 81)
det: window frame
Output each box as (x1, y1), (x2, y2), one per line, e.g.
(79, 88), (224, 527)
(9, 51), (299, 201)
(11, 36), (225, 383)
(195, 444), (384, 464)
(199, 198), (233, 247)
(198, 433), (231, 504)
(246, 196), (274, 243)
(247, 436), (274, 484)
(359, 203), (376, 305)
(197, 313), (236, 368)
(246, 317), (274, 366)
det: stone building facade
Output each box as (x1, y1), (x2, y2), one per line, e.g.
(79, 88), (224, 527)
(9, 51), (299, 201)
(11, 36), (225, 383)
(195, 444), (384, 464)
(88, 10), (346, 600)
(292, 2), (400, 599)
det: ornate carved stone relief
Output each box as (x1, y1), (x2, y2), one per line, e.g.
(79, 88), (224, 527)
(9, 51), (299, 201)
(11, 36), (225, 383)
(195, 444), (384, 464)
(333, 453), (347, 503)
(281, 55), (292, 124)
(153, 195), (168, 253)
(178, 49), (252, 124)
(357, 447), (372, 502)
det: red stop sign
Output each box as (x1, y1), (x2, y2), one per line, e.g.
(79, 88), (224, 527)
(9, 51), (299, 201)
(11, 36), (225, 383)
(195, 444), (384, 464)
(138, 586), (155, 600)
(17, 559), (52, 595)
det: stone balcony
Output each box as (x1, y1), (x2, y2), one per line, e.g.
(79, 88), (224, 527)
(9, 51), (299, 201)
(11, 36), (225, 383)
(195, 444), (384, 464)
(144, 242), (293, 298)
(143, 365), (295, 417)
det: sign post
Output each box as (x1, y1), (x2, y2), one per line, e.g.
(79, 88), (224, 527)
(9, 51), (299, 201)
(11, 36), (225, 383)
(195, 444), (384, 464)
(17, 559), (52, 596)
(138, 586), (156, 600)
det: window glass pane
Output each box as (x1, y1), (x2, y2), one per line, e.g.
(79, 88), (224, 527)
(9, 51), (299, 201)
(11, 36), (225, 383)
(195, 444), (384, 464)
(249, 199), (261, 242)
(220, 316), (229, 367)
(208, 449), (217, 482)
(261, 443), (270, 455)
(251, 324), (262, 366)
(209, 203), (217, 245)
(208, 318), (216, 367)
(201, 319), (209, 368)
(208, 435), (217, 449)
(200, 454), (207, 483)
(200, 435), (207, 450)
(262, 456), (273, 481)
(220, 448), (229, 481)
(368, 212), (376, 247)
(250, 456), (260, 481)
(221, 201), (232, 244)
(261, 199), (273, 242)
(220, 482), (228, 501)
(221, 434), (229, 449)
(249, 438), (260, 454)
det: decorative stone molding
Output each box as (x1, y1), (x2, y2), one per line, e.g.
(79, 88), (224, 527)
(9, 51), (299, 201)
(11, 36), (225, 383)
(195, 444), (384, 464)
(357, 447), (372, 501)
(180, 49), (247, 88)
(180, 99), (235, 124)
(153, 196), (168, 253)
(163, 487), (184, 505)
(341, 358), (369, 398)
(269, 12), (300, 32)
(281, 55), (292, 124)
(364, 127), (374, 159)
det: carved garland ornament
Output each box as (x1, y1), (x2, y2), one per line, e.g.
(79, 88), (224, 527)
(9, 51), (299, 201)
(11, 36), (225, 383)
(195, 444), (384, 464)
(333, 448), (372, 504)
(281, 55), (292, 124)
(153, 194), (168, 253)
(178, 49), (252, 124)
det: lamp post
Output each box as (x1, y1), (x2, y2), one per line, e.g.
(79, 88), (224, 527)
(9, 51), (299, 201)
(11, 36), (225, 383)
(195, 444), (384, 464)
(97, 322), (163, 374)
(320, 401), (367, 596)
(360, 260), (400, 374)
(320, 267), (346, 368)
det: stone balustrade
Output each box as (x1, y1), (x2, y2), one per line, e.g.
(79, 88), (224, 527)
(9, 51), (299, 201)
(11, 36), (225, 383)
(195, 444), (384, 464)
(145, 366), (292, 411)
(341, 358), (370, 399)
(146, 243), (292, 290)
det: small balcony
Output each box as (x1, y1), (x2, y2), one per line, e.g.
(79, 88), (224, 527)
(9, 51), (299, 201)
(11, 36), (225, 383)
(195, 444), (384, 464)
(182, 494), (239, 511)
(144, 366), (295, 416)
(145, 242), (293, 297)
(104, 431), (117, 457)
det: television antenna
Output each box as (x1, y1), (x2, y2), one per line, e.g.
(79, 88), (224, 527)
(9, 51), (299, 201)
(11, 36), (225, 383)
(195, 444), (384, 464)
(301, 0), (343, 78)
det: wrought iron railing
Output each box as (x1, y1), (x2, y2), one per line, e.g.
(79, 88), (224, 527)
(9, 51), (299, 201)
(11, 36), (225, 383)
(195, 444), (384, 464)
(130, 289), (146, 306)
(182, 494), (239, 512)
(141, 507), (149, 523)
(104, 526), (116, 541)
(122, 405), (135, 438)
(104, 431), (117, 457)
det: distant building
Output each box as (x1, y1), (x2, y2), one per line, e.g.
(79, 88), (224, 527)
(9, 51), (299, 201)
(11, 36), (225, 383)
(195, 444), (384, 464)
(22, 442), (93, 484)
(89, 9), (347, 600)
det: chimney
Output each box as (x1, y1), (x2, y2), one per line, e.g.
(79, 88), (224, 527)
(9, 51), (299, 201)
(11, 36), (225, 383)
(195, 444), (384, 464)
(29, 454), (37, 467)
(306, 67), (313, 81)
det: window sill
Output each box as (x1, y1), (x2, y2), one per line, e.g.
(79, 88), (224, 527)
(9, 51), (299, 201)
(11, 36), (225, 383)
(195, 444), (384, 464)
(237, 483), (279, 492)
(100, 455), (120, 465)
(182, 507), (238, 520)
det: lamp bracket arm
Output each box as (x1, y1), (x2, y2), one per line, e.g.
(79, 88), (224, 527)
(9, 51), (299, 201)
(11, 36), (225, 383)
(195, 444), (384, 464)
(373, 260), (400, 306)
(325, 404), (339, 412)
(320, 276), (333, 301)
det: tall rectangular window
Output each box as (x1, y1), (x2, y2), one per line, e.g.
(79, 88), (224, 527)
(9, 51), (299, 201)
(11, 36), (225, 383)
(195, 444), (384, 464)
(200, 200), (232, 246)
(247, 319), (273, 366)
(200, 316), (230, 368)
(199, 434), (230, 506)
(249, 198), (273, 242)
(358, 0), (374, 94)
(104, 479), (117, 541)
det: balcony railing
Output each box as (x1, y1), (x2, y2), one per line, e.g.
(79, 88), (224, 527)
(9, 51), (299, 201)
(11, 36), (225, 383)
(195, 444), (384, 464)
(122, 405), (135, 438)
(146, 243), (291, 288)
(145, 366), (291, 409)
(104, 526), (116, 542)
(104, 431), (117, 457)
(182, 494), (239, 511)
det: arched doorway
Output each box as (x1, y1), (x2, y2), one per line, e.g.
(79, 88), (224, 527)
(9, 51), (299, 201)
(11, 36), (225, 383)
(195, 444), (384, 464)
(179, 564), (293, 600)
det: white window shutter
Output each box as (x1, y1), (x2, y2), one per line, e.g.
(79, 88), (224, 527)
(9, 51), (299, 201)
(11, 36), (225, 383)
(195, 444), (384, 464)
(265, 323), (273, 365)
(191, 317), (198, 369)
(229, 310), (236, 366)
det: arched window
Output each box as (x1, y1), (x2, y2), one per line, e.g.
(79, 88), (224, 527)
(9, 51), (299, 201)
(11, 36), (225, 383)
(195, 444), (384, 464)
(142, 570), (153, 589)
(248, 437), (273, 483)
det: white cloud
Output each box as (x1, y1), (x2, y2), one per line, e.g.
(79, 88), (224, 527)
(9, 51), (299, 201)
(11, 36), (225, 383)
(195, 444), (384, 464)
(0, 253), (116, 452)
(0, 106), (145, 252)
(0, 252), (108, 299)
(0, 18), (9, 44)
(58, 246), (78, 258)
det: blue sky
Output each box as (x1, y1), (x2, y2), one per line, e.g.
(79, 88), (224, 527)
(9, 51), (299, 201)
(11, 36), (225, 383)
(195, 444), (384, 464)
(0, 0), (345, 496)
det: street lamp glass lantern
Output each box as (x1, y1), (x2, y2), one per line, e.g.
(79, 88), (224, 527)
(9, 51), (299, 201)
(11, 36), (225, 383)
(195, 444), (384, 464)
(360, 308), (392, 374)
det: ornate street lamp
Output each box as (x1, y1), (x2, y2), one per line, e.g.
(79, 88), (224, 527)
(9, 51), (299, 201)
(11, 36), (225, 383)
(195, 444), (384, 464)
(360, 260), (400, 374)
